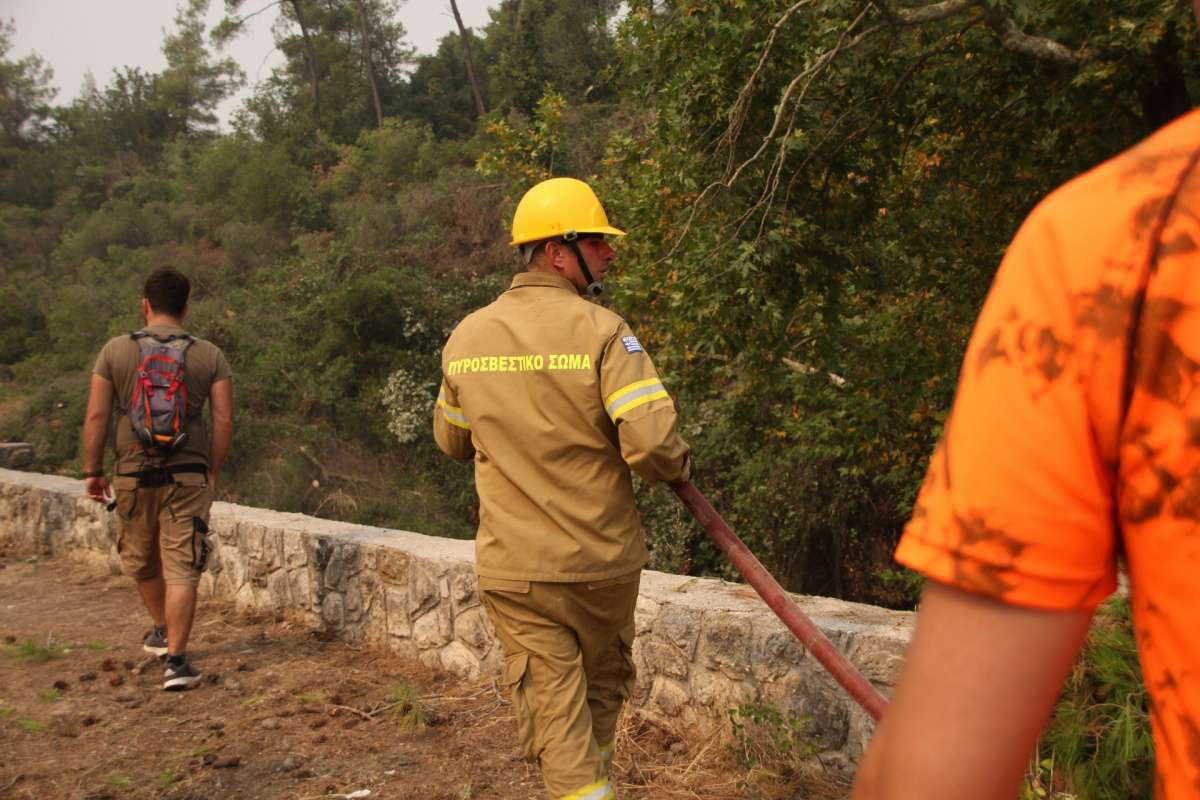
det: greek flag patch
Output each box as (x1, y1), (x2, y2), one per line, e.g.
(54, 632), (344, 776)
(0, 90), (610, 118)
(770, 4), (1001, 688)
(622, 336), (644, 354)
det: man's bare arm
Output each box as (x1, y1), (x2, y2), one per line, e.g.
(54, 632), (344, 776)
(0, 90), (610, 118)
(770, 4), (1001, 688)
(852, 581), (1094, 800)
(208, 378), (233, 487)
(82, 373), (114, 503)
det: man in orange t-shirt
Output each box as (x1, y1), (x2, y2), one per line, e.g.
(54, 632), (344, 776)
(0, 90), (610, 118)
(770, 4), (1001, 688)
(852, 101), (1200, 800)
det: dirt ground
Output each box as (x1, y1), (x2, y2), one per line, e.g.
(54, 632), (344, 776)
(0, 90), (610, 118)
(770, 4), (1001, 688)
(0, 554), (848, 800)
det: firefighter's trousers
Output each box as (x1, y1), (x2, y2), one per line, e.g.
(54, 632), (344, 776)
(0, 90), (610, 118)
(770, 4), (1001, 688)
(480, 570), (640, 799)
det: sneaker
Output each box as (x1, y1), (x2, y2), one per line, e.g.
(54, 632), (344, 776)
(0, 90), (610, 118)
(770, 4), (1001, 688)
(143, 626), (168, 657)
(162, 659), (202, 691)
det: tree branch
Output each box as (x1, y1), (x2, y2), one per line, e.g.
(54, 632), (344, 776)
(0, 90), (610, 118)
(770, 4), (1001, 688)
(871, 0), (1081, 64)
(977, 6), (1080, 64)
(870, 0), (972, 25)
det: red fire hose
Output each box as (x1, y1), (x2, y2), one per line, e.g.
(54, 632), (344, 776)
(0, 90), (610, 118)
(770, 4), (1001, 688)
(670, 481), (888, 722)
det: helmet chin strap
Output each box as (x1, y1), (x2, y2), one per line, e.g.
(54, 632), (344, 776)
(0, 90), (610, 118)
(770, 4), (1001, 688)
(562, 231), (603, 297)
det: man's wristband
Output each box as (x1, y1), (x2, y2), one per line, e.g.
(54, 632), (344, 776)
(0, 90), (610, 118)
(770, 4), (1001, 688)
(82, 469), (105, 479)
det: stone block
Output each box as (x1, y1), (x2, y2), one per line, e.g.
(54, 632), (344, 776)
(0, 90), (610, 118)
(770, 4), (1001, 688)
(408, 564), (440, 620)
(654, 609), (701, 658)
(700, 614), (756, 676)
(282, 533), (307, 569)
(385, 587), (412, 638)
(378, 549), (410, 585)
(478, 644), (505, 677)
(239, 523), (267, 562)
(362, 586), (388, 644)
(440, 642), (481, 680)
(323, 542), (360, 591)
(633, 597), (661, 636)
(0, 443), (34, 470)
(321, 592), (345, 627)
(419, 649), (442, 671)
(268, 569), (292, 608)
(265, 528), (285, 571)
(234, 581), (256, 611)
(454, 607), (492, 656)
(249, 561), (270, 589)
(450, 568), (478, 612)
(638, 638), (690, 680)
(288, 567), (312, 610)
(344, 580), (365, 623)
(756, 627), (808, 679)
(690, 668), (758, 711)
(849, 639), (907, 686)
(648, 677), (690, 717)
(769, 671), (851, 751)
(411, 609), (445, 649)
(388, 637), (420, 661)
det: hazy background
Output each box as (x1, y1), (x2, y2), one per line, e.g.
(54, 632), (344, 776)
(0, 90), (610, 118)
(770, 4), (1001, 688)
(5, 0), (497, 126)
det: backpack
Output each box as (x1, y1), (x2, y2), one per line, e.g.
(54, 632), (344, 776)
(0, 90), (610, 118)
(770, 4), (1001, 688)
(127, 331), (195, 456)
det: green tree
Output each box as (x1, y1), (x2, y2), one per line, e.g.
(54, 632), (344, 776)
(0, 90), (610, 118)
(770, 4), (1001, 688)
(0, 20), (55, 147)
(586, 0), (1200, 600)
(0, 21), (59, 206)
(157, 0), (244, 138)
(398, 32), (491, 138)
(481, 0), (622, 114)
(222, 0), (412, 145)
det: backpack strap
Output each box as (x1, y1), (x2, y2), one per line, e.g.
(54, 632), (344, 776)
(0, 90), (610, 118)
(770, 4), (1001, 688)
(130, 330), (194, 346)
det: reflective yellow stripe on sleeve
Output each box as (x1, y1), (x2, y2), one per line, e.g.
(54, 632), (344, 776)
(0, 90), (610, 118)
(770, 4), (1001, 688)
(558, 779), (615, 800)
(436, 388), (470, 430)
(605, 377), (669, 422)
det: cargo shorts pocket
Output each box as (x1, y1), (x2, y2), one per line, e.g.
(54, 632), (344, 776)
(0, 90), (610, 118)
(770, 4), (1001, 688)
(111, 476), (140, 523)
(191, 516), (212, 573)
(503, 652), (536, 760)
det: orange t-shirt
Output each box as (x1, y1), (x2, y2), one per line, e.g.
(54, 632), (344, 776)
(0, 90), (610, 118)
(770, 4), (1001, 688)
(896, 108), (1200, 798)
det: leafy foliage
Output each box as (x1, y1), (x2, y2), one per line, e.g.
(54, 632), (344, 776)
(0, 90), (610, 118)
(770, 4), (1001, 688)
(728, 701), (815, 778)
(1030, 598), (1154, 800)
(1, 2), (1196, 606)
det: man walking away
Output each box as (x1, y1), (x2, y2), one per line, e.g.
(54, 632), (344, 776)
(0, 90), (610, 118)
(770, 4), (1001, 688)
(81, 267), (233, 691)
(434, 177), (691, 799)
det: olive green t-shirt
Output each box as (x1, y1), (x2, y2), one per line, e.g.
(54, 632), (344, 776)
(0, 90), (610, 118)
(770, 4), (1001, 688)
(92, 324), (232, 473)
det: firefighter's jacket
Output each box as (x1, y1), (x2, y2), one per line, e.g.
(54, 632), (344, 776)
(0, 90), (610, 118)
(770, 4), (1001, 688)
(434, 271), (691, 582)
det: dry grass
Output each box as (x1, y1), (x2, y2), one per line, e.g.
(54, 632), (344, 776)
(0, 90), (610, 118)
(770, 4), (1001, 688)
(612, 711), (849, 799)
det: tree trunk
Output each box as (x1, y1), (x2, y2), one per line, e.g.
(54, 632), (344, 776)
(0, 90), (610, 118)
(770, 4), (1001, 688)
(450, 0), (488, 117)
(1137, 34), (1191, 132)
(289, 0), (323, 127)
(513, 0), (526, 40)
(354, 0), (384, 128)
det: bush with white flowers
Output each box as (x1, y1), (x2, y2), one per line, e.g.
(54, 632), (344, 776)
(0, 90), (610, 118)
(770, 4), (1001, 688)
(380, 368), (434, 444)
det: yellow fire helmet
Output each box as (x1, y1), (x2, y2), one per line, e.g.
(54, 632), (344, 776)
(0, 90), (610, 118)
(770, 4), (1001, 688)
(510, 177), (626, 246)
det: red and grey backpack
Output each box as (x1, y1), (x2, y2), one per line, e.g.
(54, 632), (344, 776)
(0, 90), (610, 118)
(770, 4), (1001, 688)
(127, 331), (194, 455)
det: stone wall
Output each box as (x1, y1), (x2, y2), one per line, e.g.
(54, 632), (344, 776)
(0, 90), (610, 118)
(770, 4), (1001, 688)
(0, 468), (913, 769)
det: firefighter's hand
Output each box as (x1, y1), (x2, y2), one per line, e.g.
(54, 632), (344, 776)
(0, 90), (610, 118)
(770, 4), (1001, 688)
(677, 453), (694, 485)
(84, 475), (111, 504)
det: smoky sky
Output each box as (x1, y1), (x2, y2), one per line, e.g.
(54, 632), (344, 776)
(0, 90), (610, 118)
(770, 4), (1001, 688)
(6, 0), (497, 128)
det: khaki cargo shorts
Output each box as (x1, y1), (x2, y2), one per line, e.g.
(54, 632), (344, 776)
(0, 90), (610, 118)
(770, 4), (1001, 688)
(111, 471), (213, 586)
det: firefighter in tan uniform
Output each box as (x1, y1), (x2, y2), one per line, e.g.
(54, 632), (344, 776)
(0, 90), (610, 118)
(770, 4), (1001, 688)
(434, 177), (690, 799)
